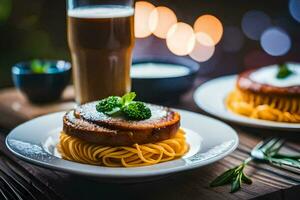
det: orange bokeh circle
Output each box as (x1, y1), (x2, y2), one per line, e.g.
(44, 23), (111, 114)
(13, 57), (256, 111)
(194, 15), (223, 45)
(134, 1), (155, 38)
(149, 6), (177, 39)
(166, 22), (196, 56)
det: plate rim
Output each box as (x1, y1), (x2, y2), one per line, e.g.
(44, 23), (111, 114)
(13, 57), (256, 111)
(193, 75), (300, 131)
(5, 109), (239, 178)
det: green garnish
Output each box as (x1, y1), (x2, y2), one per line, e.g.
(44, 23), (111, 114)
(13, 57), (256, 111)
(30, 59), (51, 73)
(210, 138), (300, 193)
(96, 92), (152, 120)
(121, 92), (136, 106)
(122, 101), (152, 120)
(210, 157), (252, 193)
(276, 63), (293, 79)
(96, 96), (122, 114)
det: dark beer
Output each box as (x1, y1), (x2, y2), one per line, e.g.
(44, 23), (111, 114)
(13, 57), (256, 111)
(68, 6), (134, 104)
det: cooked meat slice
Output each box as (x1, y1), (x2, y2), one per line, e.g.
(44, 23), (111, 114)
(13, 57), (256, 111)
(74, 102), (180, 131)
(237, 69), (300, 96)
(63, 109), (180, 146)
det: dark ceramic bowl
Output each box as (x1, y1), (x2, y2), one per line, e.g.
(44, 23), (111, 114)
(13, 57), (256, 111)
(12, 60), (71, 104)
(132, 56), (200, 103)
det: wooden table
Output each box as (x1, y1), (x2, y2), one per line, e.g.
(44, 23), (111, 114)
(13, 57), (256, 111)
(0, 87), (299, 200)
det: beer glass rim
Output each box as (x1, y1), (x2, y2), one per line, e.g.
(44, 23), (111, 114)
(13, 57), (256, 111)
(67, 0), (134, 10)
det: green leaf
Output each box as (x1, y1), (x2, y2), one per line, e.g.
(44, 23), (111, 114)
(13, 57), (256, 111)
(30, 59), (50, 73)
(273, 154), (300, 160)
(276, 63), (293, 79)
(283, 158), (300, 168)
(121, 92), (136, 106)
(241, 172), (252, 185)
(269, 157), (300, 169)
(231, 172), (242, 193)
(31, 60), (43, 73)
(210, 158), (253, 193)
(210, 167), (237, 187)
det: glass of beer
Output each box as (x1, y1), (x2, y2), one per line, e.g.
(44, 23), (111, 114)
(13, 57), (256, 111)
(67, 0), (134, 104)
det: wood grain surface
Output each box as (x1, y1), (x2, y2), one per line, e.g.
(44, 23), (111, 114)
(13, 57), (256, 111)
(0, 87), (299, 200)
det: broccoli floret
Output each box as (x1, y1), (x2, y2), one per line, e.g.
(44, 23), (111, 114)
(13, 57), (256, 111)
(277, 63), (293, 79)
(95, 92), (152, 120)
(96, 96), (122, 114)
(122, 101), (152, 120)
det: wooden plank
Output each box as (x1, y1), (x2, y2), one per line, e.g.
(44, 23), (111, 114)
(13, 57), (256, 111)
(0, 87), (76, 129)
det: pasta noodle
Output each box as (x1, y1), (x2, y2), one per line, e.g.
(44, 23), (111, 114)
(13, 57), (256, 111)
(58, 129), (188, 167)
(226, 88), (300, 123)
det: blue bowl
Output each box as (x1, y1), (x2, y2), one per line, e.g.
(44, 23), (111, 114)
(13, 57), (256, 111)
(12, 60), (71, 104)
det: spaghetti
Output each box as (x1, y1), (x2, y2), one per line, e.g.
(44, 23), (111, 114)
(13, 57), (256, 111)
(58, 129), (188, 167)
(226, 88), (300, 123)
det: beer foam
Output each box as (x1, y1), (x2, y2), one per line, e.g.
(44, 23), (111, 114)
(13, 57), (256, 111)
(68, 6), (134, 18)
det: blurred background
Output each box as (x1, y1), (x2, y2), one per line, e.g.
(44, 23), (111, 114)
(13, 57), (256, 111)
(1, 0), (300, 88)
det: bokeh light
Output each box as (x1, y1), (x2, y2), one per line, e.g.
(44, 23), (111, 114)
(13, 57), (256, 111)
(189, 32), (215, 62)
(289, 0), (300, 23)
(134, 1), (155, 38)
(195, 32), (215, 47)
(166, 22), (196, 56)
(241, 10), (271, 40)
(222, 26), (244, 52)
(260, 27), (291, 56)
(194, 15), (223, 45)
(149, 6), (177, 39)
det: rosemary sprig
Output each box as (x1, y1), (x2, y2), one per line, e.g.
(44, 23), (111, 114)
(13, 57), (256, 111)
(210, 157), (252, 193)
(210, 138), (300, 193)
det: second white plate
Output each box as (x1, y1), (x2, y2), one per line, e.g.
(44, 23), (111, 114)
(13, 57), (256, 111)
(194, 75), (300, 131)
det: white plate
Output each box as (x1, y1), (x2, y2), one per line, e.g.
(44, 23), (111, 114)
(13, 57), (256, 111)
(6, 109), (238, 181)
(194, 75), (300, 131)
